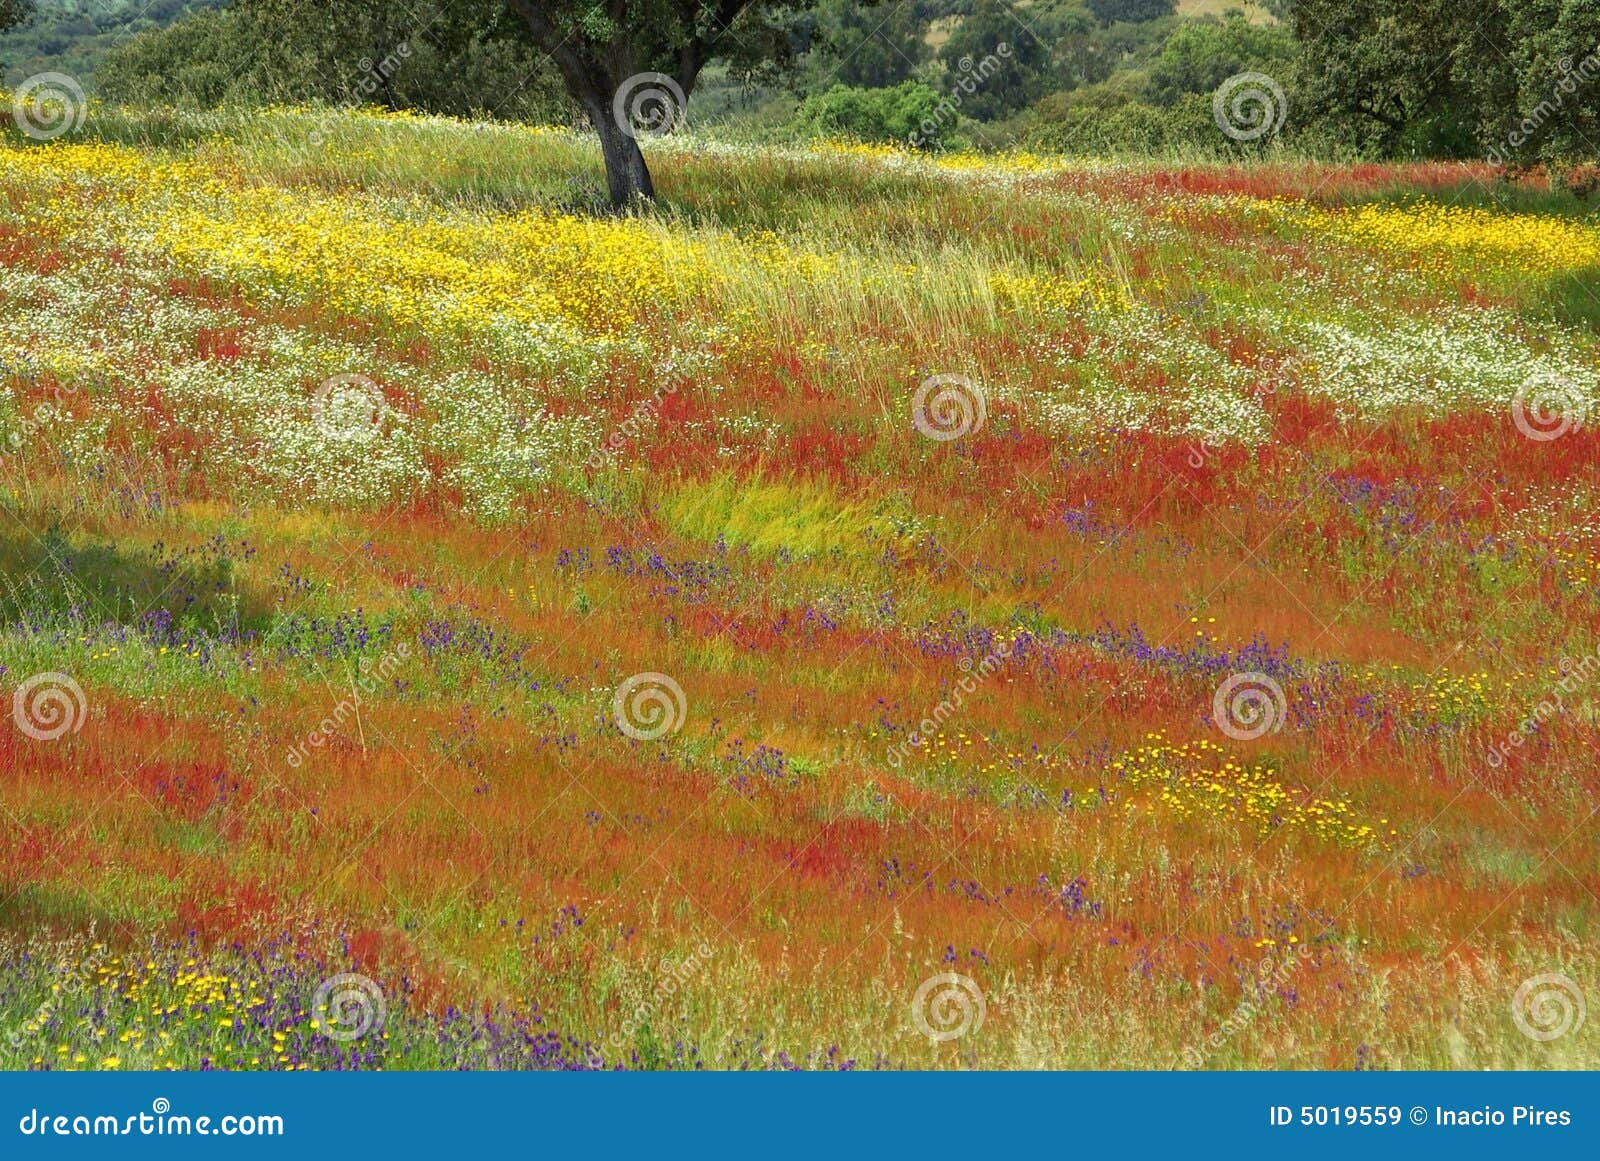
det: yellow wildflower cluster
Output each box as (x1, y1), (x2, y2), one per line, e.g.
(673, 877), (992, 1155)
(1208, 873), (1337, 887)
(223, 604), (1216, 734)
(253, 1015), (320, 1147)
(154, 186), (709, 340)
(0, 140), (873, 348)
(742, 229), (845, 281)
(0, 142), (221, 243)
(990, 270), (1133, 315)
(814, 139), (906, 161)
(0, 140), (161, 184)
(1268, 198), (1600, 275)
(813, 139), (1062, 176)
(1551, 545), (1600, 590)
(35, 951), (278, 1071)
(1403, 669), (1497, 724)
(933, 150), (1059, 176)
(1114, 734), (1383, 847)
(888, 722), (1380, 848)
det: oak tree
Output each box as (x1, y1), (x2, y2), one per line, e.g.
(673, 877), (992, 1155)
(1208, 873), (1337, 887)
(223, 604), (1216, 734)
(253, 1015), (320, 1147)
(504, 0), (802, 205)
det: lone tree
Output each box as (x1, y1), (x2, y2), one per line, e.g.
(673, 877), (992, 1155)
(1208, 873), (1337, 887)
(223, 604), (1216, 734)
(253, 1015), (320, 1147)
(504, 0), (801, 205)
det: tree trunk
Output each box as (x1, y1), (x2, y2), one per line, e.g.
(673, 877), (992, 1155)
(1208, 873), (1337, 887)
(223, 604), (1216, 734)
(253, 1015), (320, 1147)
(588, 103), (656, 207)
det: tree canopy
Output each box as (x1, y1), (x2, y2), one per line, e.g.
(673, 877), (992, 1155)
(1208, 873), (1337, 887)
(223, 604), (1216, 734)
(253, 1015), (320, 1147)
(1292, 0), (1600, 168)
(502, 0), (815, 202)
(59, 0), (1600, 199)
(0, 0), (33, 34)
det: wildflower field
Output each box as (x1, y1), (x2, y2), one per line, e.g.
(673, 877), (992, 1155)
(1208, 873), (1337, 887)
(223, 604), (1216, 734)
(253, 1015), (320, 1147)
(0, 105), (1597, 1071)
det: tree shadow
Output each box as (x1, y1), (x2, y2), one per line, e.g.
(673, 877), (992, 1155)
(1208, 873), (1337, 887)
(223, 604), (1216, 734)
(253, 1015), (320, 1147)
(1538, 266), (1600, 333)
(0, 520), (274, 641)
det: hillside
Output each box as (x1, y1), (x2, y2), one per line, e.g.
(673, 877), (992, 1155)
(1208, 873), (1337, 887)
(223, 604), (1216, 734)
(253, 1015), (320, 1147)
(0, 102), (1597, 1069)
(0, 0), (223, 84)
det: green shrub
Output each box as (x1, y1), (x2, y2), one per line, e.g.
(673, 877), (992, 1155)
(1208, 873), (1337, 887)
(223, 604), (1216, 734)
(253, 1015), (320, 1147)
(799, 81), (950, 148)
(1020, 90), (1221, 155)
(97, 0), (568, 123)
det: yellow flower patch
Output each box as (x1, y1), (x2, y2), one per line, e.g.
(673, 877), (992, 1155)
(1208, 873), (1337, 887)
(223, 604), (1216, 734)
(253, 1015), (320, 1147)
(1114, 734), (1380, 848)
(1264, 198), (1600, 275)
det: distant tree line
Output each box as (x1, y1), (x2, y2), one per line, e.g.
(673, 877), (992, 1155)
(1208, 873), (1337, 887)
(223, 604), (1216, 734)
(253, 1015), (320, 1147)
(5, 1), (1597, 186)
(89, 0), (569, 124)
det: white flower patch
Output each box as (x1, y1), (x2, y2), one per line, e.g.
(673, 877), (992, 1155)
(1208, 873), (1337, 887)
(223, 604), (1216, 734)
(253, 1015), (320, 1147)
(1017, 303), (1272, 444)
(0, 252), (432, 504)
(420, 369), (599, 521)
(1257, 307), (1600, 416)
(715, 412), (782, 452)
(264, 408), (426, 505)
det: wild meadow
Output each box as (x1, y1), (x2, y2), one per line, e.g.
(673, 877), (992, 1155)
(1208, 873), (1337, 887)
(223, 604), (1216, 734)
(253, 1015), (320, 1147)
(0, 103), (1596, 1070)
